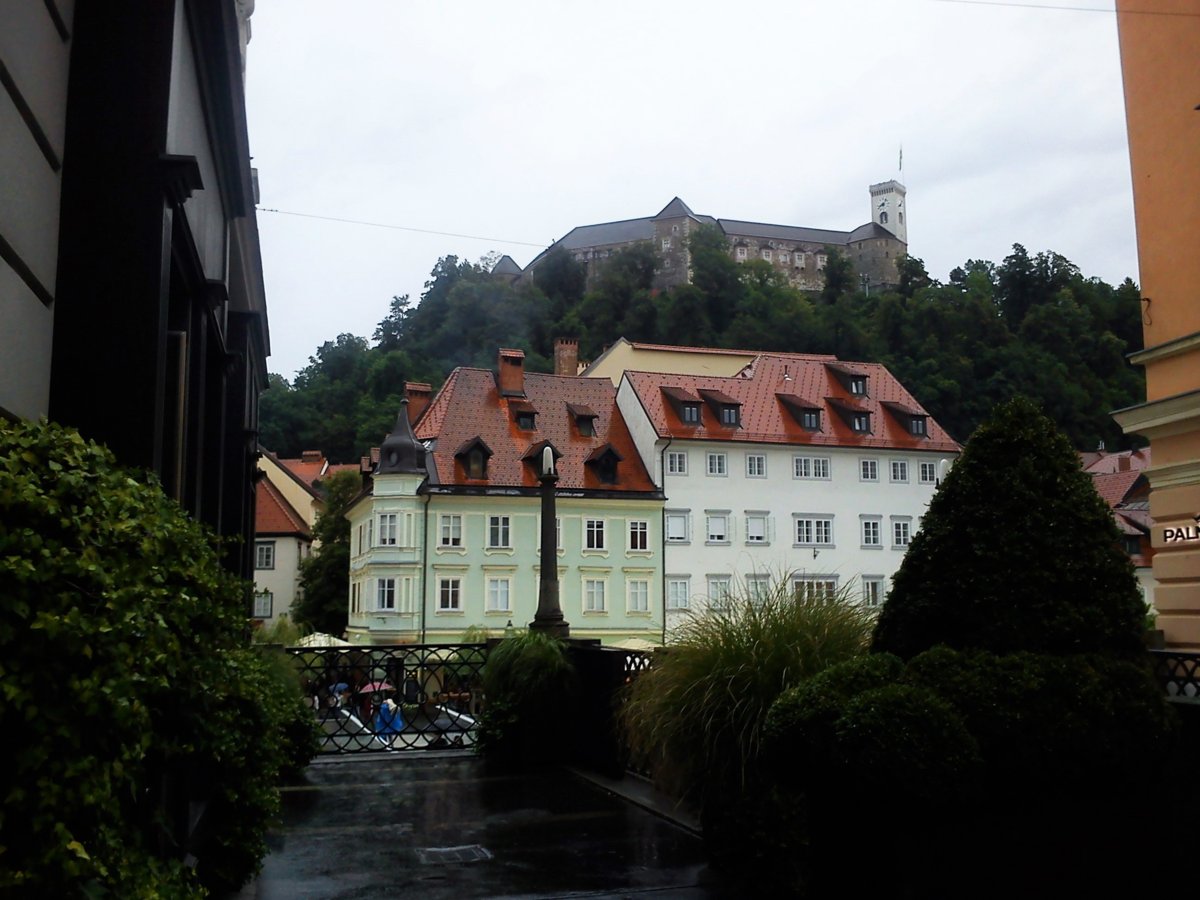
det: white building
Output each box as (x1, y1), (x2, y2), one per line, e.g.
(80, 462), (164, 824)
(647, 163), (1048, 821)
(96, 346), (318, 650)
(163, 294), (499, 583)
(613, 350), (960, 629)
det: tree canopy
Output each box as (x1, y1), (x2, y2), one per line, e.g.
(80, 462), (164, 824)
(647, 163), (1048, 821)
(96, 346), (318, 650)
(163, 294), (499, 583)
(259, 233), (1144, 464)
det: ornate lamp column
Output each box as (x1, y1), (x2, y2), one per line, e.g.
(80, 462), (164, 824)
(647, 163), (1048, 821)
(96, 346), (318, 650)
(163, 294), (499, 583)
(530, 445), (570, 638)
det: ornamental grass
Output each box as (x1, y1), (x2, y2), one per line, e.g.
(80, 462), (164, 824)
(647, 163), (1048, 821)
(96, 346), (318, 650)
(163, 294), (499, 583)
(620, 580), (875, 803)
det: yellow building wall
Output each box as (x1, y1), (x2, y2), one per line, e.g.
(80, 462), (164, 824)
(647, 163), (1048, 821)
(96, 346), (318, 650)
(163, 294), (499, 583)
(583, 338), (756, 385)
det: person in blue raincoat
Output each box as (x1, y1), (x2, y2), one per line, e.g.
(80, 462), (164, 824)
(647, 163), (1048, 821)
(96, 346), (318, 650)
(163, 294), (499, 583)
(374, 697), (405, 735)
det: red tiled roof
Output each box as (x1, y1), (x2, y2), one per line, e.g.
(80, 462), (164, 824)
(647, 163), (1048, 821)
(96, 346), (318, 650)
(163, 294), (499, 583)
(416, 368), (658, 493)
(256, 478), (311, 537)
(1090, 469), (1143, 508)
(623, 354), (960, 451)
(1080, 448), (1152, 474)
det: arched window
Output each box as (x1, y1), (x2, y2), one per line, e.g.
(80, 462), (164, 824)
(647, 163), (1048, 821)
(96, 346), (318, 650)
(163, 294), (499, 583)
(880, 211), (889, 224)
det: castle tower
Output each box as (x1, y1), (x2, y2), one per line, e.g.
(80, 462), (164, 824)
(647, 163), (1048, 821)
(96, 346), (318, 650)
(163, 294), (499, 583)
(869, 180), (907, 244)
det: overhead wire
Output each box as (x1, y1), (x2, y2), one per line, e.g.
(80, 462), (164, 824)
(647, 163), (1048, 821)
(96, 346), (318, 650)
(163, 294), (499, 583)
(255, 207), (547, 248)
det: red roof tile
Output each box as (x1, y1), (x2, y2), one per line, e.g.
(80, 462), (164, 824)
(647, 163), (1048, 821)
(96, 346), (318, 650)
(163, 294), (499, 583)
(624, 353), (960, 452)
(1090, 469), (1143, 508)
(1081, 447), (1152, 474)
(416, 367), (658, 493)
(256, 478), (311, 537)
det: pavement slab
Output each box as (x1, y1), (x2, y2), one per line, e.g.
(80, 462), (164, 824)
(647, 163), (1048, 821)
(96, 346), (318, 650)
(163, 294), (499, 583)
(244, 754), (735, 899)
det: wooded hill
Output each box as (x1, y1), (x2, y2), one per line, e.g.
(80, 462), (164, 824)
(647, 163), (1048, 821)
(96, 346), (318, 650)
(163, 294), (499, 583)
(260, 225), (1144, 463)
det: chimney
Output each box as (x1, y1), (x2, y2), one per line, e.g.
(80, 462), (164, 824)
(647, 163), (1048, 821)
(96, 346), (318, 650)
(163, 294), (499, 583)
(405, 381), (433, 424)
(554, 338), (580, 376)
(300, 450), (323, 463)
(1118, 455), (1130, 472)
(497, 348), (526, 397)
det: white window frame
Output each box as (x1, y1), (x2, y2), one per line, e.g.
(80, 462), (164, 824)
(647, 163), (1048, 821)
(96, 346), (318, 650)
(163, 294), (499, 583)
(707, 576), (732, 610)
(585, 518), (606, 551)
(439, 514), (463, 548)
(666, 450), (688, 475)
(746, 453), (767, 478)
(255, 541), (275, 570)
(438, 577), (462, 611)
(746, 574), (772, 604)
(860, 458), (879, 482)
(793, 575), (839, 601)
(486, 577), (511, 612)
(745, 511), (769, 545)
(761, 248), (772, 262)
(378, 513), (398, 546)
(662, 237), (672, 251)
(487, 515), (511, 549)
(628, 520), (649, 552)
(667, 577), (691, 610)
(919, 461), (937, 484)
(584, 578), (607, 613)
(665, 510), (690, 544)
(793, 455), (831, 480)
(736, 246), (748, 260)
(706, 452), (728, 477)
(253, 590), (273, 618)
(627, 579), (650, 613)
(794, 515), (834, 547)
(892, 517), (912, 548)
(706, 511), (730, 544)
(911, 418), (927, 436)
(890, 460), (909, 483)
(377, 577), (396, 611)
(862, 576), (885, 608)
(861, 516), (882, 548)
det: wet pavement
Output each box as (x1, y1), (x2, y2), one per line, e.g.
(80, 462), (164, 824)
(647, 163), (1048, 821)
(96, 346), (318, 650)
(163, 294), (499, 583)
(242, 754), (734, 899)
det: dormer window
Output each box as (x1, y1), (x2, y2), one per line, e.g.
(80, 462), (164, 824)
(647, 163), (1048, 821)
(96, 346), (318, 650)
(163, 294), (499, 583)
(662, 386), (705, 427)
(827, 397), (871, 435)
(455, 438), (493, 481)
(699, 389), (742, 430)
(517, 412), (535, 430)
(585, 444), (623, 485)
(881, 401), (929, 439)
(910, 418), (927, 436)
(511, 399), (537, 431)
(852, 413), (870, 433)
(683, 404), (700, 424)
(777, 393), (823, 432)
(825, 362), (869, 398)
(567, 403), (598, 437)
(850, 377), (866, 396)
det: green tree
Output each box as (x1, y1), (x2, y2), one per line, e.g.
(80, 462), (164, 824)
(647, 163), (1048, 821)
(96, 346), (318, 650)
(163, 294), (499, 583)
(872, 396), (1146, 660)
(819, 246), (854, 304)
(295, 469), (361, 636)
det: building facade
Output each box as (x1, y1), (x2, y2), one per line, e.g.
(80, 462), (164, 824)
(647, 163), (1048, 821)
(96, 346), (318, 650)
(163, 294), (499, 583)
(252, 477), (311, 625)
(1, 1), (269, 577)
(345, 352), (665, 645)
(499, 181), (908, 293)
(1112, 0), (1200, 649)
(613, 350), (959, 629)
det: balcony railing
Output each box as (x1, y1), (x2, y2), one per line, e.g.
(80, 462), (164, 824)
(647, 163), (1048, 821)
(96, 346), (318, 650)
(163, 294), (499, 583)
(1148, 650), (1200, 702)
(287, 643), (488, 753)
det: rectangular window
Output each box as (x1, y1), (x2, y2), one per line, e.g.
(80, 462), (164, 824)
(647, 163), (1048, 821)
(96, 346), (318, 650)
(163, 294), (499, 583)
(745, 512), (768, 544)
(666, 451), (688, 475)
(255, 541), (275, 570)
(377, 578), (396, 611)
(438, 577), (461, 611)
(488, 515), (511, 549)
(379, 513), (398, 546)
(367, 518), (374, 548)
(795, 516), (833, 546)
(585, 518), (606, 550)
(736, 246), (747, 260)
(860, 459), (879, 482)
(662, 237), (672, 251)
(628, 580), (650, 613)
(746, 454), (766, 478)
(665, 511), (689, 543)
(584, 579), (607, 612)
(707, 576), (732, 610)
(487, 577), (511, 612)
(683, 404), (701, 424)
(801, 409), (820, 430)
(667, 578), (690, 610)
(893, 519), (912, 548)
(707, 453), (728, 476)
(721, 406), (740, 426)
(862, 576), (884, 608)
(746, 575), (771, 604)
(253, 590), (273, 618)
(779, 251), (790, 264)
(439, 514), (463, 547)
(628, 520), (649, 552)
(919, 461), (937, 484)
(794, 456), (830, 479)
(794, 576), (838, 601)
(890, 460), (909, 483)
(911, 418), (927, 436)
(706, 513), (729, 543)
(862, 518), (882, 547)
(350, 582), (361, 615)
(761, 248), (772, 261)
(852, 413), (870, 432)
(850, 377), (866, 396)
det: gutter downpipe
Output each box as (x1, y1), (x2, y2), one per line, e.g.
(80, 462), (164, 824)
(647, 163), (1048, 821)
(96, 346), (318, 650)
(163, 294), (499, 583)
(659, 437), (672, 647)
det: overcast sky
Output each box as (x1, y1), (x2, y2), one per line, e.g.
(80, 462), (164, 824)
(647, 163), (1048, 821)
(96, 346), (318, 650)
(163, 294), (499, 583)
(244, 0), (1137, 381)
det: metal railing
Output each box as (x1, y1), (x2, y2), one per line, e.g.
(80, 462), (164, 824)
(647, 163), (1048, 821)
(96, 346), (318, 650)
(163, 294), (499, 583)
(286, 644), (488, 753)
(1148, 650), (1200, 702)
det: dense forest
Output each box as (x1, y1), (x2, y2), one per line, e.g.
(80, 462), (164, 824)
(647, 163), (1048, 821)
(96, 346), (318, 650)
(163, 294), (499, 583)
(260, 225), (1144, 462)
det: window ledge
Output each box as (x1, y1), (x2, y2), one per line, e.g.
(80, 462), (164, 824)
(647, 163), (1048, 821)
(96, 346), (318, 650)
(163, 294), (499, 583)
(484, 547), (515, 556)
(436, 546), (467, 555)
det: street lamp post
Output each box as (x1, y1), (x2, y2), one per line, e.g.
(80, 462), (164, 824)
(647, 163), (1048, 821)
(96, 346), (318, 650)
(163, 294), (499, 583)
(530, 445), (570, 638)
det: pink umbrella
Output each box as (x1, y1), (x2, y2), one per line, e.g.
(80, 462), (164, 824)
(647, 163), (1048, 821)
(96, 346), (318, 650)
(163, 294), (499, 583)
(359, 681), (393, 694)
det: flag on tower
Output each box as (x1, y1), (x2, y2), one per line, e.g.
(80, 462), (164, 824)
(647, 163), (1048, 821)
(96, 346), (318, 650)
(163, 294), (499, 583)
(899, 144), (903, 172)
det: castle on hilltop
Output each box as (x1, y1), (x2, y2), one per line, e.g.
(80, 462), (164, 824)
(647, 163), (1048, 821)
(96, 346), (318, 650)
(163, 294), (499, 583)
(493, 181), (907, 293)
